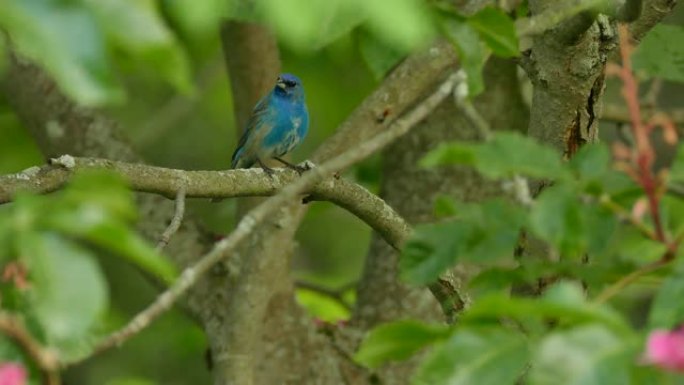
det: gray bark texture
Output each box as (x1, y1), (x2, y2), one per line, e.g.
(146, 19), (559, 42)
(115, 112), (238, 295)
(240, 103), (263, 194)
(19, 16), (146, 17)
(524, 0), (676, 159)
(0, 0), (677, 383)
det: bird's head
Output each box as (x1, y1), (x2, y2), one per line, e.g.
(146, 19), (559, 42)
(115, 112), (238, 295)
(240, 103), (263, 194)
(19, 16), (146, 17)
(274, 73), (304, 100)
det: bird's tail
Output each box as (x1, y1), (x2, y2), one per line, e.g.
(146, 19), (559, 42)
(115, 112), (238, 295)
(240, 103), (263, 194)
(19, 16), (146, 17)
(231, 148), (242, 169)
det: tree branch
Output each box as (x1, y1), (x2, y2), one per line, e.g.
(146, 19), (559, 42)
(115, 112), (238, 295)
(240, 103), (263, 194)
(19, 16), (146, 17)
(594, 258), (669, 303)
(156, 187), (187, 253)
(311, 41), (458, 163)
(0, 156), (410, 250)
(630, 0), (677, 41)
(62, 72), (458, 365)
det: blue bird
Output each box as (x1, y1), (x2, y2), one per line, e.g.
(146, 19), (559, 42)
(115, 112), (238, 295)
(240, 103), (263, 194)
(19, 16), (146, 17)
(231, 73), (309, 176)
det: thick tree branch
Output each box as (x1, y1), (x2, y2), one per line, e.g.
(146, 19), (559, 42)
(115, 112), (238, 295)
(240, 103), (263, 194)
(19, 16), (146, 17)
(312, 41), (458, 162)
(0, 157), (410, 250)
(2, 36), (463, 385)
(516, 0), (607, 38)
(62, 72), (458, 366)
(630, 0), (677, 41)
(220, 21), (281, 135)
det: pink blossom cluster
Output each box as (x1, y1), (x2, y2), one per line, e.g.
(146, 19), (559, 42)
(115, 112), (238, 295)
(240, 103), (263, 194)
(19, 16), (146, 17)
(645, 328), (684, 372)
(0, 363), (26, 385)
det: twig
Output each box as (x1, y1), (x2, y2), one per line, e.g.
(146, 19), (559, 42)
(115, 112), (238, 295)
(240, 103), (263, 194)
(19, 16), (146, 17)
(613, 24), (667, 243)
(295, 281), (356, 312)
(594, 259), (669, 303)
(453, 70), (492, 141)
(0, 157), (410, 251)
(643, 78), (662, 109)
(602, 104), (684, 126)
(428, 279), (466, 324)
(156, 187), (187, 253)
(598, 194), (659, 241)
(0, 312), (60, 385)
(64, 72), (460, 366)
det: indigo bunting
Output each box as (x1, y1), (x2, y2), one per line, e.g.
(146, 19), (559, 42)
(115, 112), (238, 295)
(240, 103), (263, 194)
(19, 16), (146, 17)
(231, 73), (309, 175)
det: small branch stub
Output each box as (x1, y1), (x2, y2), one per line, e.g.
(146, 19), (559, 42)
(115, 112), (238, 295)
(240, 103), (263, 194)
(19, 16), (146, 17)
(50, 155), (76, 169)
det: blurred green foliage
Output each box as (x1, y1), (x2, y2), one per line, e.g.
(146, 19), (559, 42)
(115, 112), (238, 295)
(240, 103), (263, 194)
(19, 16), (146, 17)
(1, 1), (684, 384)
(355, 131), (684, 383)
(0, 173), (177, 382)
(633, 24), (684, 83)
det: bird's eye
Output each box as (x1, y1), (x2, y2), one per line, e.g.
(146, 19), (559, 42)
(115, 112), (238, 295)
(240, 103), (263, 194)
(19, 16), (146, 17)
(285, 80), (297, 87)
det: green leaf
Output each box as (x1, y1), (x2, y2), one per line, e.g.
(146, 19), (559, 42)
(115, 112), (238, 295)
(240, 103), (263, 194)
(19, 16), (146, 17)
(256, 0), (433, 52)
(543, 281), (585, 305)
(611, 226), (667, 264)
(649, 265), (684, 329)
(82, 0), (193, 94)
(61, 171), (136, 221)
(400, 220), (469, 285)
(358, 0), (435, 52)
(474, 132), (565, 179)
(663, 195), (684, 239)
(0, 33), (8, 76)
(569, 144), (611, 195)
(51, 215), (176, 284)
(670, 146), (684, 185)
(581, 204), (618, 258)
(633, 24), (684, 83)
(530, 184), (585, 258)
(167, 0), (233, 38)
(0, 0), (124, 106)
(295, 288), (350, 323)
(422, 132), (566, 179)
(467, 7), (518, 57)
(46, 172), (177, 283)
(433, 195), (459, 218)
(463, 282), (631, 334)
(463, 200), (526, 262)
(401, 199), (525, 285)
(20, 232), (108, 348)
(354, 320), (450, 368)
(256, 0), (364, 51)
(420, 141), (476, 168)
(529, 325), (637, 385)
(412, 328), (529, 385)
(358, 30), (405, 80)
(441, 15), (486, 96)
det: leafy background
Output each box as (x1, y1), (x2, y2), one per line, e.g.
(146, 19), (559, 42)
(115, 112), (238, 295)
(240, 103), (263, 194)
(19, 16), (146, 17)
(0, 0), (684, 384)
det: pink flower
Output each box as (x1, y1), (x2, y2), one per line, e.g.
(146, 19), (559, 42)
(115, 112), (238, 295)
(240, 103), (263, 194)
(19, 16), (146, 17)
(644, 328), (684, 372)
(0, 363), (26, 385)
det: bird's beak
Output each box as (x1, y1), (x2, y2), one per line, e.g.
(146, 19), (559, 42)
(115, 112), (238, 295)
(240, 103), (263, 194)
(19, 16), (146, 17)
(276, 79), (286, 89)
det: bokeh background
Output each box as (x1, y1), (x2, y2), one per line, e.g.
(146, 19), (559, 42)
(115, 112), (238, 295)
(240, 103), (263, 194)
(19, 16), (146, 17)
(1, 1), (683, 384)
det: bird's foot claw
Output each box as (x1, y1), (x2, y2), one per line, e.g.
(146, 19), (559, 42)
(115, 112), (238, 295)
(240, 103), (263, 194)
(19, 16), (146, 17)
(262, 167), (275, 178)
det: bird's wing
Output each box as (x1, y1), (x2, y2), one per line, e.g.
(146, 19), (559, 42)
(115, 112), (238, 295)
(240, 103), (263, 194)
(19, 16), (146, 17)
(231, 96), (272, 168)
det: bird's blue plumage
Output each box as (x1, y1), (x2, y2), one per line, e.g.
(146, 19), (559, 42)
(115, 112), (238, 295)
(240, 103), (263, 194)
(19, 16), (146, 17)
(231, 73), (309, 170)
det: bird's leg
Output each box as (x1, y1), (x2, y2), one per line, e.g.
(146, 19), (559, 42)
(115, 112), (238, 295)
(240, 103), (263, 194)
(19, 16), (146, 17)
(257, 158), (275, 178)
(274, 157), (310, 175)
